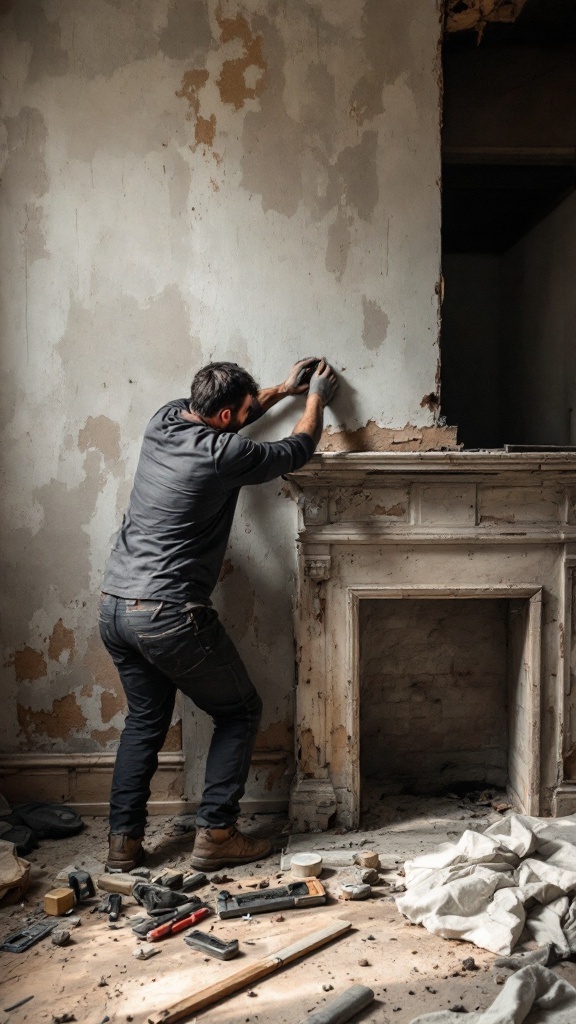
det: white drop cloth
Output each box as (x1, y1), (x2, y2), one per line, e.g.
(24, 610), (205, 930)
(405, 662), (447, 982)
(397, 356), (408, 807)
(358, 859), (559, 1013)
(410, 964), (576, 1024)
(0, 839), (30, 901)
(396, 814), (576, 955)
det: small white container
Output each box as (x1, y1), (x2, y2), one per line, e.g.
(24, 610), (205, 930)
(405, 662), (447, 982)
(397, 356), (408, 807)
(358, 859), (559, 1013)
(290, 852), (323, 878)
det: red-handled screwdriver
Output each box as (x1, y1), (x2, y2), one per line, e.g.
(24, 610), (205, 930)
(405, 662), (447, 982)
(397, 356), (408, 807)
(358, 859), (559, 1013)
(146, 905), (209, 941)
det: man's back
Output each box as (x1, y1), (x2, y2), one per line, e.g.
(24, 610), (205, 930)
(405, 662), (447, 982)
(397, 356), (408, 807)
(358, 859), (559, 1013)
(102, 398), (313, 603)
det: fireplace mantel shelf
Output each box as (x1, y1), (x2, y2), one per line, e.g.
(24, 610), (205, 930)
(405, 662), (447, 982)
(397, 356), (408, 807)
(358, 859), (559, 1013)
(290, 450), (576, 482)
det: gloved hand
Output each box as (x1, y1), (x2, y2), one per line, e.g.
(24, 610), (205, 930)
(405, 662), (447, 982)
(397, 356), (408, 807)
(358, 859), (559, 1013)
(309, 358), (337, 406)
(282, 357), (321, 395)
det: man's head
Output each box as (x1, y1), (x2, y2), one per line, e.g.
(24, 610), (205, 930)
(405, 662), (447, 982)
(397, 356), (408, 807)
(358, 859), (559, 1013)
(190, 362), (259, 431)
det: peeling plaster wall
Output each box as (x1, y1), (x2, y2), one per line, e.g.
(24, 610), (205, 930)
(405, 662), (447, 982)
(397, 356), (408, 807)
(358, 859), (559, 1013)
(0, 1), (443, 803)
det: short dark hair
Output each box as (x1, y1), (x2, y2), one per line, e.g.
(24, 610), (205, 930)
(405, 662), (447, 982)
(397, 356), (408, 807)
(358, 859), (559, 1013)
(190, 362), (259, 417)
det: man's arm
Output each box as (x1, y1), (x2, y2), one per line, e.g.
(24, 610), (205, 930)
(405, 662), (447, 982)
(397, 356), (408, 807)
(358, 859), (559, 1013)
(215, 361), (337, 488)
(244, 357), (320, 425)
(291, 360), (338, 448)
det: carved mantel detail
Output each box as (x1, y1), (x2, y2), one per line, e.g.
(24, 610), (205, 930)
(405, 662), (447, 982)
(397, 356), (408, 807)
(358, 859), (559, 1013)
(304, 555), (331, 581)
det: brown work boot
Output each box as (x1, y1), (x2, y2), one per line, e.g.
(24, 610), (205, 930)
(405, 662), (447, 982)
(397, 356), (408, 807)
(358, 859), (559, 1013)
(191, 825), (272, 870)
(106, 833), (144, 871)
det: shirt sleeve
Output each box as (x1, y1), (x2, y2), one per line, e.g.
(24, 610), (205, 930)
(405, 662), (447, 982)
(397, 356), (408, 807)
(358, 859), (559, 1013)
(214, 431), (316, 488)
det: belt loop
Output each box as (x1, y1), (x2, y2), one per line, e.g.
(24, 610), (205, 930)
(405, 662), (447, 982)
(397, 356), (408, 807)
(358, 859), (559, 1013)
(150, 601), (164, 621)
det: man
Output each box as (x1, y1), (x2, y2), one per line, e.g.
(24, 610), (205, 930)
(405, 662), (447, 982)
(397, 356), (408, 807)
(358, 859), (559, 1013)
(99, 357), (337, 871)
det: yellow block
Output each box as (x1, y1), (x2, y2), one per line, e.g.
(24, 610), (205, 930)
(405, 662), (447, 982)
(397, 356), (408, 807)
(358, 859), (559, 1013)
(44, 887), (75, 916)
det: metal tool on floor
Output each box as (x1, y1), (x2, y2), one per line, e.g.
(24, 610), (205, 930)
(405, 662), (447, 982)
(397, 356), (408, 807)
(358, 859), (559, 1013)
(183, 930), (239, 960)
(1, 920), (57, 953)
(217, 878), (326, 918)
(297, 984), (375, 1024)
(130, 898), (202, 938)
(147, 918), (353, 1024)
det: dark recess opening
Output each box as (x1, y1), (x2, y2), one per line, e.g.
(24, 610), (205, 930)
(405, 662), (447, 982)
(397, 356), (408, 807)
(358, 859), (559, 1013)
(440, 0), (576, 449)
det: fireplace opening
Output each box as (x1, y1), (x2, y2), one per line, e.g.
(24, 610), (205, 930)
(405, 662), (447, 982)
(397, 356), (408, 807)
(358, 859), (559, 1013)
(359, 595), (540, 814)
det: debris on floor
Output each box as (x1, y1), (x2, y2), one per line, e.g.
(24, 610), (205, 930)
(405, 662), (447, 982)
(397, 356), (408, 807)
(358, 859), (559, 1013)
(0, 804), (575, 1024)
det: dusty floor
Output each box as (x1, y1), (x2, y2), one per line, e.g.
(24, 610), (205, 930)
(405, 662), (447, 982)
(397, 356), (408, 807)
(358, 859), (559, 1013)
(1, 794), (575, 1024)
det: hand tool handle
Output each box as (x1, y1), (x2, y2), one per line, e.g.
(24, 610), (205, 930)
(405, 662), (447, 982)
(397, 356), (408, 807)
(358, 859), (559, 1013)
(181, 872), (208, 892)
(297, 985), (374, 1024)
(170, 907), (210, 934)
(146, 918), (352, 1023)
(147, 906), (208, 941)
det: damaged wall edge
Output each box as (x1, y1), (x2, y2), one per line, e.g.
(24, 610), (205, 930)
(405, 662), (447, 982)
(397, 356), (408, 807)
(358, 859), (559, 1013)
(320, 422), (459, 453)
(445, 0), (527, 38)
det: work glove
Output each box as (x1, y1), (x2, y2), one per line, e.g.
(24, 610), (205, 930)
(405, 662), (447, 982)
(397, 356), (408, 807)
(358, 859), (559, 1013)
(282, 357), (321, 395)
(132, 882), (190, 912)
(309, 358), (338, 406)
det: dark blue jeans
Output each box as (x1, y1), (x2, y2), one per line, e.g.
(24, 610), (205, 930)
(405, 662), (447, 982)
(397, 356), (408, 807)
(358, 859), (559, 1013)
(98, 594), (262, 837)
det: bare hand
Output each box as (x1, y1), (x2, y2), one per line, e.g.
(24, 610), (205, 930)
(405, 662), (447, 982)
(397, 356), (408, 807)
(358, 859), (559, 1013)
(309, 358), (337, 406)
(282, 357), (321, 395)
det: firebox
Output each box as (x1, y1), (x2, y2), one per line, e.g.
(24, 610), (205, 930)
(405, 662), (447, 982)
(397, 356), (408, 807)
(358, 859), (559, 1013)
(359, 594), (540, 806)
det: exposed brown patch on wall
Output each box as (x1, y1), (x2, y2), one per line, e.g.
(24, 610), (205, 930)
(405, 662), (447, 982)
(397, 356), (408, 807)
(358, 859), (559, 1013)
(298, 727), (320, 775)
(176, 69), (216, 151)
(218, 558), (234, 583)
(195, 114), (216, 147)
(564, 744), (576, 780)
(18, 693), (87, 739)
(48, 619), (75, 662)
(91, 726), (118, 745)
(420, 393), (440, 413)
(320, 421), (459, 452)
(329, 723), (349, 775)
(83, 628), (120, 690)
(216, 12), (267, 111)
(162, 721), (183, 752)
(78, 415), (120, 463)
(176, 68), (210, 119)
(265, 760), (289, 791)
(11, 647), (47, 681)
(254, 720), (293, 751)
(100, 688), (124, 723)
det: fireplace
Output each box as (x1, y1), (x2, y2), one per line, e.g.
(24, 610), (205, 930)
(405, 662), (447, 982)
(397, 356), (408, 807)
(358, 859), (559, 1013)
(288, 452), (576, 831)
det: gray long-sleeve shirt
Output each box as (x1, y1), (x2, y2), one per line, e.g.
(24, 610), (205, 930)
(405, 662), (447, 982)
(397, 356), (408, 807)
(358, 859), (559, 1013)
(102, 398), (315, 604)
